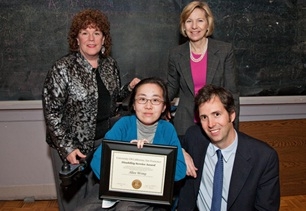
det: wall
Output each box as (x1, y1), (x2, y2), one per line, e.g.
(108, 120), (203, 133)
(1, 0), (306, 100)
(240, 119), (306, 196)
(0, 96), (306, 200)
(1, 0), (305, 201)
(0, 101), (56, 200)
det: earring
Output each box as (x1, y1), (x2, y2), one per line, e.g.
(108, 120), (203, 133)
(101, 46), (105, 54)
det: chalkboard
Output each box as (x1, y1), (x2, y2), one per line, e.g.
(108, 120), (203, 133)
(0, 0), (305, 100)
(210, 0), (306, 96)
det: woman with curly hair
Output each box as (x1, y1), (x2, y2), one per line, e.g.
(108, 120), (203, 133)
(42, 9), (139, 211)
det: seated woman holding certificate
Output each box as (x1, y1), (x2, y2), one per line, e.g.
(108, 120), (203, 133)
(76, 77), (186, 211)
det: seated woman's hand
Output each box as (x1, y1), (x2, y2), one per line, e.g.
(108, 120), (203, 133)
(130, 139), (149, 149)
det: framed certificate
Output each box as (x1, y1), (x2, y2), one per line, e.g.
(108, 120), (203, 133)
(99, 139), (178, 205)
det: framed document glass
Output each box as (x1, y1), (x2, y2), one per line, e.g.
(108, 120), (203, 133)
(99, 139), (177, 205)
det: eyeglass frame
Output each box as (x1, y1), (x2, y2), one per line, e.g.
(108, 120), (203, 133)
(135, 97), (165, 105)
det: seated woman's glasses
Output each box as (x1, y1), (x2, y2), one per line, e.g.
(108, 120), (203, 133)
(135, 97), (164, 105)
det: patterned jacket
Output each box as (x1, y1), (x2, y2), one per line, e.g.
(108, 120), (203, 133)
(42, 52), (130, 159)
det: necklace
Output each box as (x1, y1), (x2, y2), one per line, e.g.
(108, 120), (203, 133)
(189, 39), (208, 63)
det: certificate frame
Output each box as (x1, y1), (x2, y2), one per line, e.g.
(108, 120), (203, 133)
(99, 139), (178, 205)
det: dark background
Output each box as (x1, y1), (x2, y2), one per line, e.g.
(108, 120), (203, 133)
(0, 0), (305, 100)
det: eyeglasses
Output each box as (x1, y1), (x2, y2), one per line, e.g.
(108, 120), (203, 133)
(135, 97), (164, 105)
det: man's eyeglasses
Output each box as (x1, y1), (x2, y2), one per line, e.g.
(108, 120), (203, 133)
(135, 97), (164, 105)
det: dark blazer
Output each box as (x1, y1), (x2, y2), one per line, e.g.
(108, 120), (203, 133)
(177, 125), (280, 211)
(167, 38), (240, 136)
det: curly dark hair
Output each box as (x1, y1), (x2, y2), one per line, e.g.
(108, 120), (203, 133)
(68, 9), (112, 56)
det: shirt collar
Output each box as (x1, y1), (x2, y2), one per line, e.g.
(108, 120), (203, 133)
(208, 130), (238, 162)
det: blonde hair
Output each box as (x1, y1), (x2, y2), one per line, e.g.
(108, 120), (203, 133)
(180, 1), (215, 37)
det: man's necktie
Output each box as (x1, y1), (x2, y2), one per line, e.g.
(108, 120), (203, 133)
(211, 149), (223, 211)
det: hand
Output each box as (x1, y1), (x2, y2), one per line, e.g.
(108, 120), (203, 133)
(182, 149), (198, 178)
(128, 77), (141, 90)
(130, 139), (149, 149)
(66, 149), (86, 164)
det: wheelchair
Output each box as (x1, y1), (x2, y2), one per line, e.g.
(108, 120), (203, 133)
(58, 96), (131, 187)
(58, 98), (181, 210)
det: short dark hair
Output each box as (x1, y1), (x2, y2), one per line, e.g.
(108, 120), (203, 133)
(129, 77), (171, 119)
(195, 84), (236, 115)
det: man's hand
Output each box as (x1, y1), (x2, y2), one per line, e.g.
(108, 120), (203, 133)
(183, 149), (198, 178)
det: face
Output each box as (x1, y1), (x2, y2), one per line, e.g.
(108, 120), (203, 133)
(198, 96), (236, 149)
(133, 83), (166, 126)
(184, 8), (209, 42)
(77, 27), (105, 60)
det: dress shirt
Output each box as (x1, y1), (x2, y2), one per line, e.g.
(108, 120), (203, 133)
(197, 131), (238, 211)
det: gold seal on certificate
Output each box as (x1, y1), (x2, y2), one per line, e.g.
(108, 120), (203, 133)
(132, 179), (142, 189)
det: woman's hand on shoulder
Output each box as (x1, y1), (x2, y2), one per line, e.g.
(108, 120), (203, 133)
(130, 139), (149, 149)
(128, 78), (141, 91)
(182, 148), (198, 178)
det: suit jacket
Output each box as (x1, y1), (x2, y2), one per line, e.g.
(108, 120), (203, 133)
(177, 125), (280, 211)
(43, 52), (130, 159)
(167, 38), (240, 136)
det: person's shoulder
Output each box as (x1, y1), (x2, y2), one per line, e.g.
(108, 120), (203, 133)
(116, 115), (134, 123)
(49, 53), (77, 76)
(169, 42), (189, 54)
(53, 52), (75, 65)
(209, 38), (231, 45)
(101, 55), (117, 64)
(208, 38), (232, 49)
(109, 115), (136, 132)
(184, 124), (208, 141)
(185, 124), (203, 135)
(237, 132), (279, 167)
(158, 119), (176, 129)
(183, 125), (209, 148)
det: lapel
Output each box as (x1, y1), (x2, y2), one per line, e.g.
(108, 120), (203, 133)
(177, 42), (195, 95)
(193, 148), (208, 196)
(206, 38), (220, 84)
(192, 131), (210, 196)
(177, 39), (224, 95)
(227, 135), (253, 209)
(98, 56), (117, 96)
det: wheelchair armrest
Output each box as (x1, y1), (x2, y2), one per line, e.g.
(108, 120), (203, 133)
(59, 152), (93, 187)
